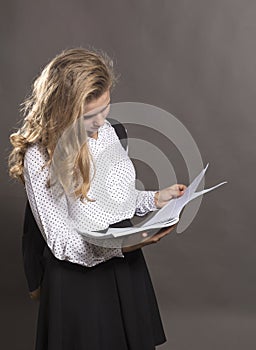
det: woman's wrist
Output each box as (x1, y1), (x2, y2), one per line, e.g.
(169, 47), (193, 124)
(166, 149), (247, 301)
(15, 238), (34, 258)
(154, 191), (160, 208)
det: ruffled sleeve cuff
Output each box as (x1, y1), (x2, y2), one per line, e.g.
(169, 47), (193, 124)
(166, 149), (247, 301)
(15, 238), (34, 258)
(135, 190), (159, 216)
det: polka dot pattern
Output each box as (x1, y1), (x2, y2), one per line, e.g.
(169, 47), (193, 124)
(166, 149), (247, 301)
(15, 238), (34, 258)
(23, 120), (158, 267)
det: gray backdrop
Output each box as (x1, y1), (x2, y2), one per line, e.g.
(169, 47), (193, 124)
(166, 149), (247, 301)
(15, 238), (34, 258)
(1, 0), (255, 349)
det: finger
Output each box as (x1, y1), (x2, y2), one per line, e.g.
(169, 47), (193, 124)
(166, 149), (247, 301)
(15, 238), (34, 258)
(161, 223), (177, 232)
(151, 230), (172, 243)
(142, 225), (176, 243)
(159, 227), (173, 234)
(158, 229), (173, 238)
(153, 226), (175, 239)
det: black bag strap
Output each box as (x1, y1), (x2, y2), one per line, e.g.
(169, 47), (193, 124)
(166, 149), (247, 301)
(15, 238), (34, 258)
(22, 118), (128, 293)
(107, 117), (128, 151)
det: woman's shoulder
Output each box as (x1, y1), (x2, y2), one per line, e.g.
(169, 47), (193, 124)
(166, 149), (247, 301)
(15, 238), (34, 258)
(25, 141), (46, 156)
(24, 142), (48, 169)
(103, 119), (116, 134)
(104, 118), (126, 137)
(104, 119), (112, 128)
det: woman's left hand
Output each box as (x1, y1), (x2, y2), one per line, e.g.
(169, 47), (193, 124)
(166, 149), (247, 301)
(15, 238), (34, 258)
(29, 286), (41, 301)
(154, 184), (187, 209)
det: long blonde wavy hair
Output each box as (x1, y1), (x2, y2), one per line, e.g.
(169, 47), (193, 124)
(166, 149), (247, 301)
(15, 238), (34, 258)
(8, 47), (118, 202)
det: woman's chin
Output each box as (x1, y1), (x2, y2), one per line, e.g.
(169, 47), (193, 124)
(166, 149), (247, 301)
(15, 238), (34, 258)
(87, 130), (98, 139)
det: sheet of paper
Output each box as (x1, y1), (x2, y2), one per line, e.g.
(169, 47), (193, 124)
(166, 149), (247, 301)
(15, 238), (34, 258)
(110, 217), (179, 237)
(143, 164), (209, 226)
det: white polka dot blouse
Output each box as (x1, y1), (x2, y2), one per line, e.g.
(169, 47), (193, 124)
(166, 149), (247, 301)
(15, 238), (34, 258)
(23, 119), (158, 267)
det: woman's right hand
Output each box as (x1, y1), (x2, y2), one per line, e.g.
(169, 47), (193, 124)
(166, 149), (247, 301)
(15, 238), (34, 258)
(121, 224), (177, 253)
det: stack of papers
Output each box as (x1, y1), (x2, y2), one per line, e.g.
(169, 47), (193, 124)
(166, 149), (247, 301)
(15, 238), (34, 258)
(77, 164), (227, 240)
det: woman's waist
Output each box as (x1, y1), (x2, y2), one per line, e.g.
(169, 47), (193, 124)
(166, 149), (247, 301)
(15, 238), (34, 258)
(108, 218), (133, 228)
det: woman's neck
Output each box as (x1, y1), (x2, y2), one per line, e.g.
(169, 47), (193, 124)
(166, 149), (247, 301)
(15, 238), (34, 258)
(88, 131), (98, 140)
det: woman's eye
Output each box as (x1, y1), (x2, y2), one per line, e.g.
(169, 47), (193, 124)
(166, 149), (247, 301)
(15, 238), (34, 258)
(83, 104), (110, 120)
(83, 115), (93, 120)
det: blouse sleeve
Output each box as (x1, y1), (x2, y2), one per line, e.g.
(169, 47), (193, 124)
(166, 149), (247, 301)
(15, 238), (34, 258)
(23, 144), (124, 268)
(134, 189), (159, 216)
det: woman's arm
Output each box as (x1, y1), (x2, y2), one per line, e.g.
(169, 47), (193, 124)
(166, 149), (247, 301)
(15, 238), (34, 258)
(24, 144), (124, 268)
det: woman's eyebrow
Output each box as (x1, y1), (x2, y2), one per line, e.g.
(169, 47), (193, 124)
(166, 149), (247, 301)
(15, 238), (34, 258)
(83, 100), (111, 118)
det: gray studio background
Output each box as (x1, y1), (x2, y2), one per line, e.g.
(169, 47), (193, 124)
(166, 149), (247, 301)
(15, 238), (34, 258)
(1, 1), (255, 349)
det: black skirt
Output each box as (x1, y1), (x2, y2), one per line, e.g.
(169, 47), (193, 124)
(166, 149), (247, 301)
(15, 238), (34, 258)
(35, 219), (167, 350)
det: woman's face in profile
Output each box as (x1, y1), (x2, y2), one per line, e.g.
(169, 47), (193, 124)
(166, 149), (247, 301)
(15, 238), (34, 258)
(82, 89), (111, 138)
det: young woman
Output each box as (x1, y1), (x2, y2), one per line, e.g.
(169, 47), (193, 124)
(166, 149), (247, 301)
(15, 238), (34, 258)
(8, 48), (186, 350)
